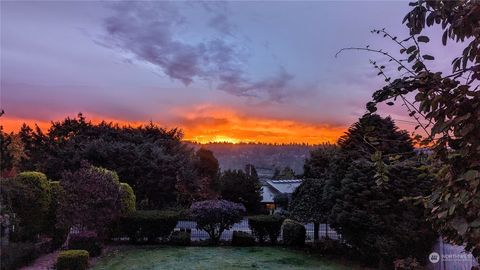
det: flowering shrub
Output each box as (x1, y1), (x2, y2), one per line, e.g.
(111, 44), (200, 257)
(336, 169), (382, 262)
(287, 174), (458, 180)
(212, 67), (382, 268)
(189, 200), (245, 243)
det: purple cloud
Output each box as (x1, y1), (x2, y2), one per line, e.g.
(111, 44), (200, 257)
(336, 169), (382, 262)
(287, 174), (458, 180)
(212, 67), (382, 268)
(100, 2), (294, 101)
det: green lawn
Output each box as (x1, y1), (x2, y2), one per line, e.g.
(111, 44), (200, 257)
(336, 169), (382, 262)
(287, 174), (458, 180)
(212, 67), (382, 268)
(91, 246), (358, 270)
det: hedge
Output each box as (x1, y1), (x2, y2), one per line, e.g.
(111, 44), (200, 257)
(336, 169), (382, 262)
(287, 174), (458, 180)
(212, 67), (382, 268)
(248, 215), (285, 244)
(48, 181), (69, 248)
(231, 231), (255, 246)
(120, 183), (136, 216)
(170, 231), (191, 246)
(10, 172), (51, 241)
(282, 219), (306, 246)
(56, 250), (89, 270)
(0, 242), (37, 270)
(68, 231), (102, 257)
(117, 210), (179, 243)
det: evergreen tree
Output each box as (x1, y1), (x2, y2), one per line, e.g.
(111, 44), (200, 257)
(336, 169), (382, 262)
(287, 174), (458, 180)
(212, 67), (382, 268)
(273, 166), (296, 179)
(327, 114), (436, 266)
(17, 114), (195, 209)
(303, 144), (338, 179)
(219, 169), (262, 213)
(289, 178), (326, 241)
(0, 127), (13, 175)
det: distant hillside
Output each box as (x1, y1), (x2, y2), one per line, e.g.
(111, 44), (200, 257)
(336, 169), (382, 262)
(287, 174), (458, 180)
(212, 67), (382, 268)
(187, 142), (322, 175)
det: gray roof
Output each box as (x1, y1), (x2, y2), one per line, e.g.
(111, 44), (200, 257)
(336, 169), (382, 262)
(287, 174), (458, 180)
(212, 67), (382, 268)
(266, 179), (302, 194)
(261, 179), (303, 203)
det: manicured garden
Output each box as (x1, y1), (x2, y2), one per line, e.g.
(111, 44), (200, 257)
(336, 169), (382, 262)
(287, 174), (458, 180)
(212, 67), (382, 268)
(91, 246), (357, 270)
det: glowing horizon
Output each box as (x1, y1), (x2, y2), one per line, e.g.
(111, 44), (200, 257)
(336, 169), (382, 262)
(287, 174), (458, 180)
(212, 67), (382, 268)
(1, 111), (346, 145)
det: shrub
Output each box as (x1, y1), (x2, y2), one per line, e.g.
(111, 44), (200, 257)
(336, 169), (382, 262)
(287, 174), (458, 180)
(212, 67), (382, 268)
(393, 257), (423, 270)
(190, 200), (245, 244)
(56, 250), (89, 270)
(118, 210), (179, 243)
(231, 231), (255, 246)
(48, 181), (69, 248)
(311, 238), (349, 256)
(170, 231), (191, 246)
(68, 231), (102, 257)
(282, 219), (305, 246)
(273, 193), (289, 209)
(58, 163), (123, 235)
(120, 183), (136, 216)
(9, 172), (51, 241)
(0, 242), (37, 270)
(248, 215), (284, 244)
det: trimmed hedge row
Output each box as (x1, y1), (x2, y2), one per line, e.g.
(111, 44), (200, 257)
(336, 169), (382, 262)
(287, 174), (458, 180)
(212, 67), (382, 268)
(56, 250), (89, 270)
(248, 215), (285, 244)
(112, 210), (179, 243)
(232, 231), (255, 246)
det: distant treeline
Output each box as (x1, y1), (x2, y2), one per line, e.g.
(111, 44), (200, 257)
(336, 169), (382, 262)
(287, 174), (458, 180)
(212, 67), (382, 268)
(187, 142), (327, 174)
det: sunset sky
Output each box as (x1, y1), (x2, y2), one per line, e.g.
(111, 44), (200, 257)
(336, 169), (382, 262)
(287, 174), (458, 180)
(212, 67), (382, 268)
(1, 1), (463, 144)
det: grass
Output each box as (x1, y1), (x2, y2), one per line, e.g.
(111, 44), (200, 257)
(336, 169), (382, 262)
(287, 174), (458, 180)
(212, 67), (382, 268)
(91, 246), (360, 270)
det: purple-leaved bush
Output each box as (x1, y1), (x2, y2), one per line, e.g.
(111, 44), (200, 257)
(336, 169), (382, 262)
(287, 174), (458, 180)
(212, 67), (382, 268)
(189, 199), (245, 243)
(58, 162), (122, 235)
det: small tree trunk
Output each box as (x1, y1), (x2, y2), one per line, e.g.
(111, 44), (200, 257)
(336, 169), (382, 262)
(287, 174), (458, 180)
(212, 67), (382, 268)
(325, 224), (329, 239)
(313, 222), (319, 241)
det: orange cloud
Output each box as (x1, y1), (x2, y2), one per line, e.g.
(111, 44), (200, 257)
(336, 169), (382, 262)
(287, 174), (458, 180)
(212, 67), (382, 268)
(172, 105), (347, 144)
(1, 107), (347, 144)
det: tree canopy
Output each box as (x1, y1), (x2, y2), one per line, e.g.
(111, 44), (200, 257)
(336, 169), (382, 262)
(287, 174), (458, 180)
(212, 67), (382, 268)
(219, 169), (262, 213)
(337, 0), (479, 258)
(18, 114), (196, 209)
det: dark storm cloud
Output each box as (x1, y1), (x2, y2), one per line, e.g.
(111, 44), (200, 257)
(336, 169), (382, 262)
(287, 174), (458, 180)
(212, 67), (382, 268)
(100, 1), (293, 101)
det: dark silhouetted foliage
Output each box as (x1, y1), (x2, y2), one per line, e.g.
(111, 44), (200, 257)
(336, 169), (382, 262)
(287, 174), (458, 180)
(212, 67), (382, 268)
(282, 219), (305, 246)
(219, 169), (262, 213)
(190, 200), (245, 243)
(248, 215), (284, 244)
(58, 163), (123, 234)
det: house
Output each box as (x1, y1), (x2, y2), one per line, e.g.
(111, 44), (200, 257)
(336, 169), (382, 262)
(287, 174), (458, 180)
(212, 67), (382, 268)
(261, 179), (302, 211)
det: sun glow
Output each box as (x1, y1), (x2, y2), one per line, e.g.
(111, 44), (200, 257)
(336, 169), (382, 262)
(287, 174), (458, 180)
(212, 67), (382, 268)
(1, 107), (347, 144)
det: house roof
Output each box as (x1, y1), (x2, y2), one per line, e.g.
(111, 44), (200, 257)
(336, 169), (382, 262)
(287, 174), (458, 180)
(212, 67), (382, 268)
(261, 185), (278, 203)
(261, 179), (302, 203)
(266, 179), (302, 194)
